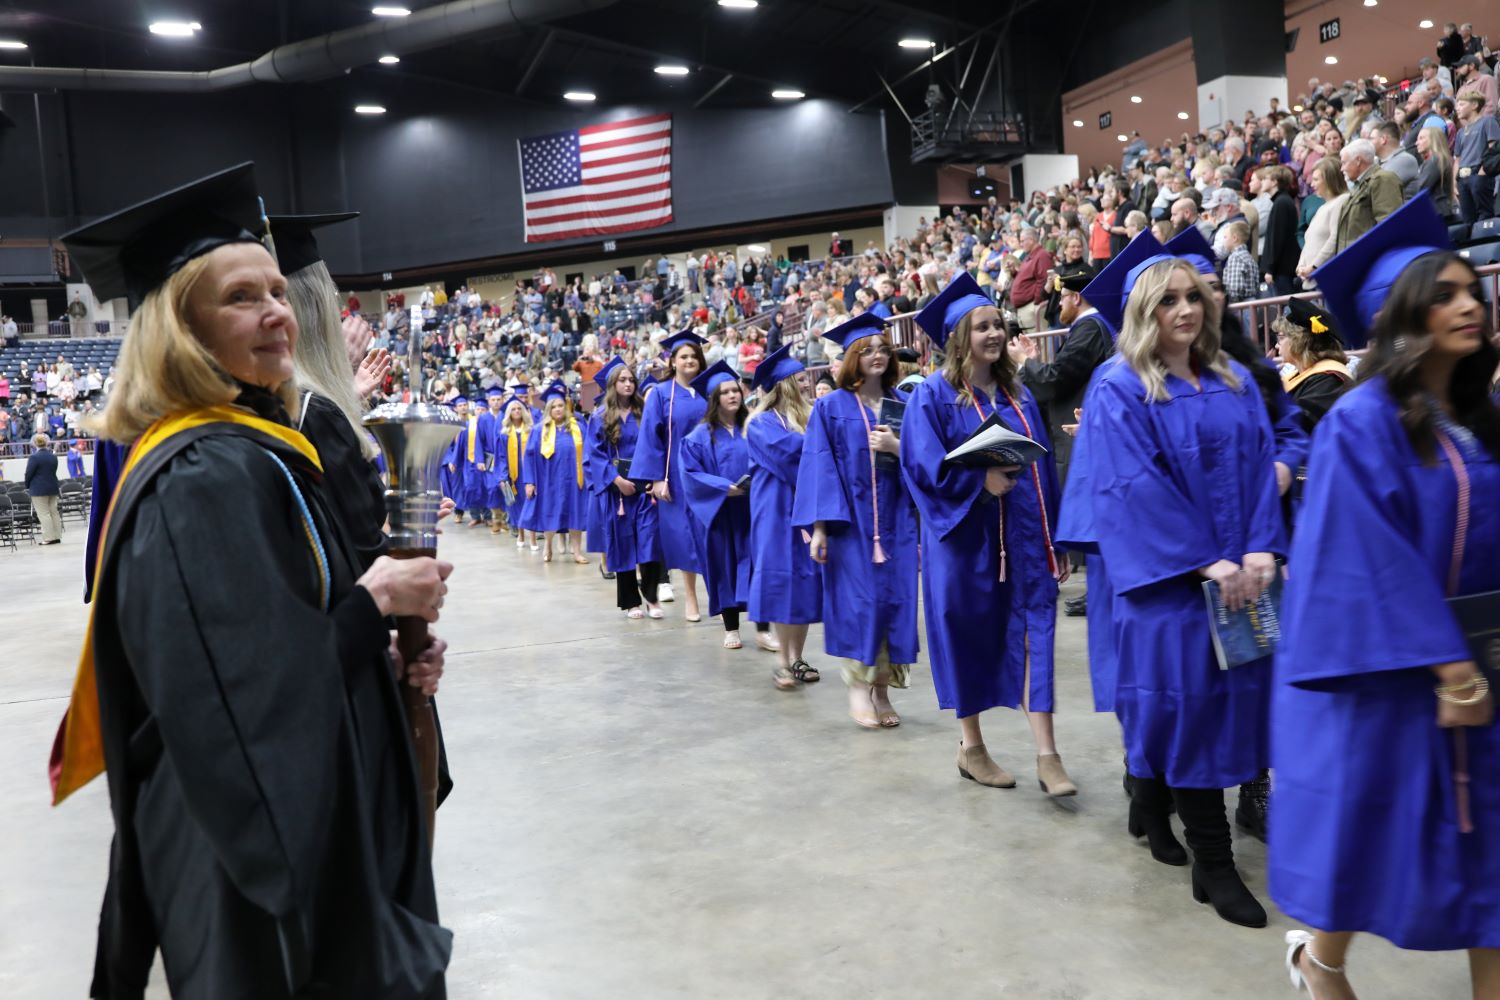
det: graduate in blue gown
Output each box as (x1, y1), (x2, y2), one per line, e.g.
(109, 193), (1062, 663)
(66, 440), (86, 479)
(1062, 250), (1285, 929)
(903, 272), (1075, 797)
(440, 397), (472, 522)
(584, 357), (664, 617)
(745, 344), (823, 688)
(474, 386), (507, 533)
(791, 313), (919, 730)
(679, 360), (772, 650)
(495, 394), (535, 548)
(523, 383), (589, 562)
(1269, 197), (1500, 992)
(631, 330), (709, 621)
(457, 396), (491, 528)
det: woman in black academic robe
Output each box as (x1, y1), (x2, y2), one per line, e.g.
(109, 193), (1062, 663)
(1272, 300), (1351, 433)
(52, 169), (453, 1000)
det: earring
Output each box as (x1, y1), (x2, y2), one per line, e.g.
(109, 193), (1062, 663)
(1392, 335), (1407, 353)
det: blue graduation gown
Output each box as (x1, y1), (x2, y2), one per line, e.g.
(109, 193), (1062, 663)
(679, 423), (752, 618)
(901, 374), (1061, 717)
(84, 439), (128, 602)
(440, 430), (467, 511)
(522, 422), (589, 532)
(745, 412), (822, 624)
(1071, 358), (1285, 788)
(584, 410), (661, 572)
(631, 380), (707, 574)
(475, 410), (504, 509)
(498, 424), (531, 525)
(1054, 372), (1117, 712)
(791, 389), (919, 665)
(582, 413), (607, 554)
(1270, 381), (1500, 950)
(67, 451), (86, 478)
(456, 416), (488, 512)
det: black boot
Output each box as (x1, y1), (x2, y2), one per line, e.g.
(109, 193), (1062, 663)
(1127, 775), (1188, 866)
(1064, 594), (1088, 617)
(1235, 770), (1270, 843)
(1173, 787), (1267, 928)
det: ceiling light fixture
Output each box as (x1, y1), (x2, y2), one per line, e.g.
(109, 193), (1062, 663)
(1419, 19), (1433, 28)
(371, 6), (411, 16)
(1129, 95), (1142, 103)
(378, 54), (400, 64)
(354, 104), (387, 115)
(771, 89), (805, 99)
(1363, 0), (1376, 6)
(1177, 111), (1189, 120)
(1071, 119), (1084, 127)
(1324, 55), (1339, 65)
(898, 39), (933, 49)
(148, 20), (201, 37)
(0, 40), (27, 50)
(1116, 133), (1128, 142)
(563, 91), (596, 102)
(718, 0), (758, 7)
(654, 65), (690, 76)
(748, 244), (767, 252)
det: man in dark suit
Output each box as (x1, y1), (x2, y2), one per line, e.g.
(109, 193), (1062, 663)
(24, 432), (62, 544)
(1334, 139), (1404, 252)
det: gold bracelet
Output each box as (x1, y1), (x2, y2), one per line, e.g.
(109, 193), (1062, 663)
(1437, 676), (1481, 693)
(1436, 675), (1490, 706)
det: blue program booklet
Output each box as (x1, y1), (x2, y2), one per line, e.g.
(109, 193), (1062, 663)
(1202, 572), (1284, 670)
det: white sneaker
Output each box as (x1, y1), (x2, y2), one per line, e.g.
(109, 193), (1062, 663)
(658, 583), (675, 603)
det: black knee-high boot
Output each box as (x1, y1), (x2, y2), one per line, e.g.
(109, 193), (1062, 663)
(1235, 769), (1270, 842)
(1127, 775), (1187, 866)
(1172, 787), (1267, 928)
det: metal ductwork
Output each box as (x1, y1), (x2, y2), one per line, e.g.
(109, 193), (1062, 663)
(0, 0), (619, 92)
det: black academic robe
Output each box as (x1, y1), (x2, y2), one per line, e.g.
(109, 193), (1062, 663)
(1287, 371), (1350, 432)
(1020, 311), (1114, 484)
(89, 395), (449, 999)
(299, 392), (388, 571)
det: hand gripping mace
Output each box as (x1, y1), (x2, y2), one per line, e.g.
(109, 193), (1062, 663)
(364, 388), (462, 842)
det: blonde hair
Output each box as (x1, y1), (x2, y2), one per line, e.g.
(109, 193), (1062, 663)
(287, 261), (375, 457)
(750, 374), (811, 434)
(89, 250), (300, 443)
(1117, 259), (1238, 402)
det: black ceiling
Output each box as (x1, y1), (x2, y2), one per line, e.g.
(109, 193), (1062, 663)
(0, 0), (1025, 112)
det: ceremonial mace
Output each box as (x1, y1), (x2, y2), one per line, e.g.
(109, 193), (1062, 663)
(364, 327), (462, 840)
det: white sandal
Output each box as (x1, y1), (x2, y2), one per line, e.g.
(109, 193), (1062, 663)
(626, 607), (644, 620)
(723, 631), (742, 649)
(646, 604), (664, 619)
(755, 631), (780, 652)
(1285, 930), (1346, 998)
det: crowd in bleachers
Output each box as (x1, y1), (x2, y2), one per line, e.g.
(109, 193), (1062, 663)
(0, 340), (118, 447)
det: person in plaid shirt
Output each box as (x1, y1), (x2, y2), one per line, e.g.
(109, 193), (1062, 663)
(1220, 221), (1260, 303)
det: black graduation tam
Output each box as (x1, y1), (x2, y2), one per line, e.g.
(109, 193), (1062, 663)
(1058, 270), (1095, 294)
(266, 212), (358, 276)
(59, 162), (267, 311)
(1282, 297), (1343, 347)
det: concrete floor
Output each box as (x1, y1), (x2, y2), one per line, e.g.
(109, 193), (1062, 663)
(0, 518), (1473, 999)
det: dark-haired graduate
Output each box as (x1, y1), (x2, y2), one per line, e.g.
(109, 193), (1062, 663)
(632, 329), (709, 621)
(745, 344), (823, 688)
(441, 396), (472, 522)
(902, 273), (1075, 796)
(50, 164), (450, 998)
(524, 383), (589, 563)
(1271, 196), (1500, 998)
(793, 313), (919, 730)
(1061, 239), (1285, 929)
(680, 360), (772, 649)
(585, 357), (664, 618)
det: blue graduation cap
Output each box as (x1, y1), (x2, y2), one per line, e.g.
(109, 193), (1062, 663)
(594, 356), (625, 390)
(913, 271), (992, 348)
(485, 385), (505, 398)
(821, 311), (888, 352)
(1080, 231), (1174, 332)
(500, 393), (526, 412)
(691, 359), (739, 398)
(660, 328), (708, 356)
(540, 382), (569, 405)
(751, 343), (804, 394)
(1164, 226), (1218, 276)
(1310, 194), (1453, 349)
(451, 395), (470, 407)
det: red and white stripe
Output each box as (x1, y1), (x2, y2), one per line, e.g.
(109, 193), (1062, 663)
(522, 113), (673, 242)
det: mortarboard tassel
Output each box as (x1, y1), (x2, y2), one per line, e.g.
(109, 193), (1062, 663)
(872, 535), (888, 564)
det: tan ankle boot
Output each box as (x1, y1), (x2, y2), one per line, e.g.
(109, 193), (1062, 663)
(1037, 754), (1078, 797)
(956, 742), (1016, 788)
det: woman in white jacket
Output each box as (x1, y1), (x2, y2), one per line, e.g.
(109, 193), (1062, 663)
(1295, 158), (1350, 282)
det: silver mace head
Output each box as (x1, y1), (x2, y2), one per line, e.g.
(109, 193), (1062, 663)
(363, 400), (465, 554)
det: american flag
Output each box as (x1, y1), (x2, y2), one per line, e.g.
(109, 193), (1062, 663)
(519, 113), (673, 243)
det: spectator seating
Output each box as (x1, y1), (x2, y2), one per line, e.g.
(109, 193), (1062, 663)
(0, 337), (122, 381)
